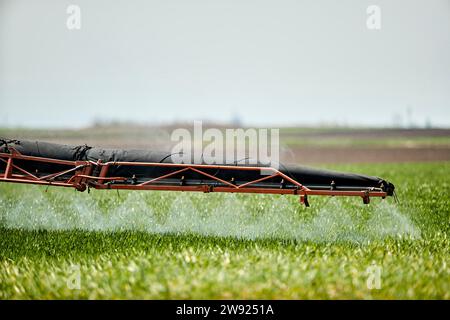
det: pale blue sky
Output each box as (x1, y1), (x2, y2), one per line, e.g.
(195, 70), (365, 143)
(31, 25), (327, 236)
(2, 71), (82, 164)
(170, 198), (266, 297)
(1, 0), (449, 128)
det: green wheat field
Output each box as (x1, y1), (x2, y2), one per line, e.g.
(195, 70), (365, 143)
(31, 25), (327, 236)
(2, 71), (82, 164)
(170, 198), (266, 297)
(0, 162), (449, 299)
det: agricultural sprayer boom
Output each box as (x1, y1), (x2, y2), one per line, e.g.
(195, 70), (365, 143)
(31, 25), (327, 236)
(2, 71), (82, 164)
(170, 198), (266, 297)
(0, 139), (395, 206)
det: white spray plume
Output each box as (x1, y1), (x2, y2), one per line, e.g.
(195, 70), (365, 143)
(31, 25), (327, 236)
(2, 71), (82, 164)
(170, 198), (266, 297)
(1, 186), (420, 243)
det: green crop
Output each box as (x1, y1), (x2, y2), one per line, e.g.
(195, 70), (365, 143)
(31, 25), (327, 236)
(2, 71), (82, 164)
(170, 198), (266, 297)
(0, 162), (449, 299)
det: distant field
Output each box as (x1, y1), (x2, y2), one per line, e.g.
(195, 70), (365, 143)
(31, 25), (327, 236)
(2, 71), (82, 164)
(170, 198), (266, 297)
(2, 126), (450, 148)
(1, 125), (449, 163)
(283, 135), (450, 148)
(1, 162), (449, 299)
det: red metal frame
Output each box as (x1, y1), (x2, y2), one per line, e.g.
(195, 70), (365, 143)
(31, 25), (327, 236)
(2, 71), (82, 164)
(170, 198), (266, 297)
(0, 148), (387, 206)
